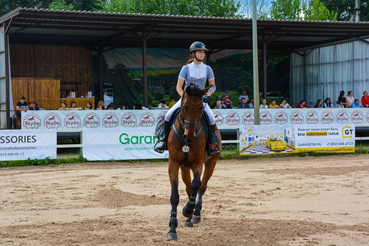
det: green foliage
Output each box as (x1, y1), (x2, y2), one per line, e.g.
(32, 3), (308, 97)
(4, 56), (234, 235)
(98, 0), (241, 17)
(49, 0), (74, 10)
(320, 0), (369, 21)
(0, 155), (87, 168)
(304, 0), (337, 20)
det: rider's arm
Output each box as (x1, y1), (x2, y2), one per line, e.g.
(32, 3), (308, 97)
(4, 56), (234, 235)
(176, 78), (185, 97)
(207, 79), (215, 96)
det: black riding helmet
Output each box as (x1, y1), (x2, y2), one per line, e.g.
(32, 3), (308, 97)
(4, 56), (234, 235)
(189, 41), (209, 54)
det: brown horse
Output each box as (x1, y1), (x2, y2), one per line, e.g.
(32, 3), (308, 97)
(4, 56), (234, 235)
(166, 85), (222, 241)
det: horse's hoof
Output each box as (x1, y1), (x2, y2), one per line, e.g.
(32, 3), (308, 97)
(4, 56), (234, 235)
(191, 215), (201, 224)
(166, 232), (177, 241)
(184, 221), (193, 227)
(182, 206), (193, 218)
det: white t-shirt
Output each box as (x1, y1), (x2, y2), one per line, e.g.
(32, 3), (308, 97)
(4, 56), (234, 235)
(239, 95), (248, 102)
(280, 103), (290, 108)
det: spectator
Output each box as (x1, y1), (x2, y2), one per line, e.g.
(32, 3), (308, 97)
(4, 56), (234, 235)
(337, 101), (345, 108)
(280, 98), (291, 108)
(107, 103), (115, 110)
(337, 90), (346, 108)
(70, 101), (78, 110)
(96, 100), (105, 110)
(346, 91), (354, 108)
(85, 102), (93, 110)
(314, 99), (323, 108)
(158, 100), (168, 110)
(352, 99), (362, 108)
(211, 97), (220, 109)
(168, 97), (176, 109)
(269, 99), (280, 108)
(296, 100), (310, 108)
(238, 90), (248, 103)
(59, 102), (68, 110)
(260, 99), (268, 109)
(238, 98), (250, 109)
(323, 98), (334, 108)
(16, 96), (28, 129)
(361, 91), (369, 108)
(248, 98), (254, 108)
(222, 90), (233, 108)
(28, 101), (40, 110)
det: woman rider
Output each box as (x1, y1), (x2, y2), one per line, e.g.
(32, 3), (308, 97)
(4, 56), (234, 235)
(154, 41), (220, 156)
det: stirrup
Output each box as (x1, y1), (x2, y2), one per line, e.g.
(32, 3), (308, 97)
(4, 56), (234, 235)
(209, 143), (220, 156)
(154, 140), (166, 154)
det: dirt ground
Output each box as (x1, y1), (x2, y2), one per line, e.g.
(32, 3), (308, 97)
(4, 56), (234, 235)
(1, 155), (369, 246)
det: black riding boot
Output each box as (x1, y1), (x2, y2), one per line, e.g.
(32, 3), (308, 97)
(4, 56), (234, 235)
(154, 121), (171, 153)
(208, 124), (220, 156)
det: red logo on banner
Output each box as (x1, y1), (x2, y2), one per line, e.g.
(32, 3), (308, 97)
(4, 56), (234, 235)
(44, 113), (62, 129)
(102, 112), (119, 128)
(23, 113), (41, 129)
(321, 110), (334, 124)
(121, 112), (137, 128)
(305, 110), (319, 124)
(242, 111), (254, 125)
(64, 113), (81, 129)
(139, 112), (155, 127)
(290, 110), (304, 124)
(213, 111), (224, 126)
(351, 110), (364, 124)
(83, 112), (100, 128)
(260, 110), (273, 125)
(274, 110), (288, 125)
(225, 111), (240, 126)
(335, 110), (349, 124)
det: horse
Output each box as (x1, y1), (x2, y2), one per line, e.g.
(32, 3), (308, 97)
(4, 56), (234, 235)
(164, 85), (222, 241)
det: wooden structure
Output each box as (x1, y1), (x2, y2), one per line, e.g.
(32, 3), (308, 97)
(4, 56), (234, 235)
(61, 97), (95, 109)
(12, 77), (60, 110)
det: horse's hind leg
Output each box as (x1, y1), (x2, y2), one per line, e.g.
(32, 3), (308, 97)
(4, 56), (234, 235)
(167, 161), (180, 241)
(192, 156), (217, 224)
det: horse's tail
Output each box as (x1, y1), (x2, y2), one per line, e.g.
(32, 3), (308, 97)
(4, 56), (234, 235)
(155, 115), (166, 140)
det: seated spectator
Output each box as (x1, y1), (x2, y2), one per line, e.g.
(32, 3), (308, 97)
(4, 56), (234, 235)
(260, 99), (268, 109)
(346, 91), (354, 108)
(296, 100), (310, 108)
(222, 90), (233, 108)
(158, 100), (168, 110)
(248, 98), (254, 108)
(29, 101), (40, 110)
(361, 91), (369, 108)
(238, 98), (250, 109)
(59, 102), (68, 110)
(323, 98), (334, 108)
(107, 103), (115, 110)
(85, 102), (93, 110)
(238, 90), (248, 103)
(211, 97), (220, 109)
(280, 98), (291, 108)
(168, 97), (176, 109)
(337, 101), (345, 108)
(96, 100), (105, 110)
(213, 97), (225, 109)
(314, 99), (322, 108)
(70, 101), (79, 110)
(269, 99), (280, 108)
(352, 99), (362, 108)
(337, 91), (346, 108)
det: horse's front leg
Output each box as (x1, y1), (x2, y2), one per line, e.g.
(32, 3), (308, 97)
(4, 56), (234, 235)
(167, 162), (179, 241)
(182, 165), (203, 219)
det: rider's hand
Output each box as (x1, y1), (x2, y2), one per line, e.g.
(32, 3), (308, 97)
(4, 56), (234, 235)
(202, 94), (210, 103)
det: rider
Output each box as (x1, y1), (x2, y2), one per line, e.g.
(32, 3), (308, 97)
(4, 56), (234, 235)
(154, 41), (220, 156)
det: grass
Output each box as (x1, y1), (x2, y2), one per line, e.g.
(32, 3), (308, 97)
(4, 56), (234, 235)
(0, 154), (87, 168)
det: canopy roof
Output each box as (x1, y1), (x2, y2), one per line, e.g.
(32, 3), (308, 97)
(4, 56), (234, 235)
(1, 7), (369, 51)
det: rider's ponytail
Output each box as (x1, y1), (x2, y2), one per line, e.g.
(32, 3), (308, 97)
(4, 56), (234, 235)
(186, 57), (194, 64)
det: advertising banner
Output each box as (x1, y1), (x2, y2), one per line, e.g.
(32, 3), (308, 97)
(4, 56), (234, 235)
(22, 108), (369, 130)
(0, 130), (57, 160)
(82, 128), (167, 161)
(239, 124), (355, 155)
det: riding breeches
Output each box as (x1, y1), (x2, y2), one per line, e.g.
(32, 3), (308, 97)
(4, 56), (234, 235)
(164, 100), (216, 125)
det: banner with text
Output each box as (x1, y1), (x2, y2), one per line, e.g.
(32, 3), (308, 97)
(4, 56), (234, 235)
(239, 124), (355, 155)
(82, 128), (167, 161)
(22, 108), (369, 130)
(0, 130), (57, 160)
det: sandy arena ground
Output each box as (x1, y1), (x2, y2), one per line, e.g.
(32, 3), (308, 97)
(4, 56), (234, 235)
(0, 155), (369, 245)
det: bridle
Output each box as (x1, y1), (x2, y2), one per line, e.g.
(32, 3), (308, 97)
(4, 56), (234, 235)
(173, 94), (204, 146)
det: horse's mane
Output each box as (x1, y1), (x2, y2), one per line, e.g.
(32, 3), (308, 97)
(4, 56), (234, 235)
(185, 85), (203, 99)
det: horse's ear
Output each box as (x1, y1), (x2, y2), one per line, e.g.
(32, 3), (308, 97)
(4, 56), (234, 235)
(202, 86), (210, 95)
(186, 84), (194, 95)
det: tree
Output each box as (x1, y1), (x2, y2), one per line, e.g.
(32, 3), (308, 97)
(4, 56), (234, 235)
(304, 0), (337, 21)
(320, 0), (369, 21)
(49, 0), (74, 10)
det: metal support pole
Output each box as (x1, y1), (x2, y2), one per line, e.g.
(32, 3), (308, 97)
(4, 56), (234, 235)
(263, 41), (267, 100)
(252, 0), (260, 125)
(142, 30), (148, 107)
(4, 22), (11, 129)
(356, 0), (360, 22)
(98, 49), (103, 102)
(303, 50), (307, 102)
